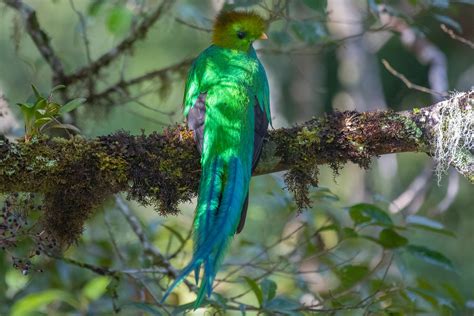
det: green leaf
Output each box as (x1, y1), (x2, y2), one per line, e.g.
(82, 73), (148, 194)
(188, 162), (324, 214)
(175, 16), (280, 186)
(31, 84), (42, 99)
(406, 215), (455, 237)
(349, 208), (371, 225)
(17, 102), (35, 109)
(261, 278), (277, 303)
(378, 228), (408, 249)
(302, 0), (327, 11)
(47, 123), (81, 134)
(50, 84), (66, 93)
(244, 277), (263, 306)
(10, 290), (77, 316)
(342, 227), (358, 239)
(407, 287), (455, 310)
(311, 187), (340, 201)
(34, 117), (53, 128)
(45, 102), (61, 116)
(82, 276), (110, 301)
(405, 245), (455, 271)
(59, 98), (86, 115)
(318, 224), (338, 233)
(441, 282), (465, 306)
(337, 265), (369, 289)
(106, 7), (133, 35)
(34, 99), (47, 111)
(162, 224), (185, 243)
(348, 203), (393, 226)
(171, 297), (213, 314)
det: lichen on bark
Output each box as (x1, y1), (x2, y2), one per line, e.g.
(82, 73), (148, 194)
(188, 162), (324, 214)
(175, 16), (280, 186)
(268, 110), (424, 210)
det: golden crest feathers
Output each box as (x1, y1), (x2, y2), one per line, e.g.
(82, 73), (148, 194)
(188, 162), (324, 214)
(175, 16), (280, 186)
(212, 10), (267, 51)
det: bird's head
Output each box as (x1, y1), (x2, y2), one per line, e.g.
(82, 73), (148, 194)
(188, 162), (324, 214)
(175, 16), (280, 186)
(212, 11), (268, 52)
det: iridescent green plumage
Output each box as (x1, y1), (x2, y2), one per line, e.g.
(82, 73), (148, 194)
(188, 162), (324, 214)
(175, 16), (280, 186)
(162, 11), (270, 307)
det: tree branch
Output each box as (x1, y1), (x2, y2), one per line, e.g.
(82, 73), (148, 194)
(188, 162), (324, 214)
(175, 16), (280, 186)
(4, 0), (173, 87)
(3, 0), (66, 83)
(62, 0), (174, 85)
(0, 92), (472, 245)
(88, 58), (193, 104)
(114, 195), (196, 292)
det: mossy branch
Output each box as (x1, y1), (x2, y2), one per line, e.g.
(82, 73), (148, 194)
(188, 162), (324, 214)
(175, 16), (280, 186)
(0, 91), (472, 245)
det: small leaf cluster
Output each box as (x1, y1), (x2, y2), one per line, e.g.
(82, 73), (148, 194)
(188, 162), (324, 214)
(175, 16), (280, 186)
(157, 189), (463, 315)
(87, 0), (133, 35)
(245, 278), (301, 315)
(346, 203), (455, 270)
(9, 276), (111, 316)
(16, 85), (85, 142)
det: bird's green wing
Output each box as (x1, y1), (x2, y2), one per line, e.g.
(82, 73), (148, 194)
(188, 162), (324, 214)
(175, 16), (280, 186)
(183, 56), (201, 117)
(251, 48), (271, 127)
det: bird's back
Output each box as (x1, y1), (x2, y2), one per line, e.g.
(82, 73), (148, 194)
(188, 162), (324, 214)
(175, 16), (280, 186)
(191, 45), (261, 167)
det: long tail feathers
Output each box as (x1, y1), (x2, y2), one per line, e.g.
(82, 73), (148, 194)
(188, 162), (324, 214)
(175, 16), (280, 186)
(161, 157), (246, 308)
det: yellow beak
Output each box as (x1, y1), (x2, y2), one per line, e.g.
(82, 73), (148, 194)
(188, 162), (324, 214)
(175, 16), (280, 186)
(259, 33), (268, 40)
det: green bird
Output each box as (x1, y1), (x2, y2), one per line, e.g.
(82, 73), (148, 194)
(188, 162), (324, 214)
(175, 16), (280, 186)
(162, 10), (271, 306)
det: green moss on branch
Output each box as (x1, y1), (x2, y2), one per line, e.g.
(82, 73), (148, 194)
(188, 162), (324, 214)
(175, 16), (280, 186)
(0, 105), (443, 245)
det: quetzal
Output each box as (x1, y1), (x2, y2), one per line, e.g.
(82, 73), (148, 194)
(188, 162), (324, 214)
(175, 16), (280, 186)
(162, 10), (271, 306)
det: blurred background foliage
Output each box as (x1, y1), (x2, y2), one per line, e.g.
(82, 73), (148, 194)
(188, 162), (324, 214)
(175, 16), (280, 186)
(0, 0), (473, 314)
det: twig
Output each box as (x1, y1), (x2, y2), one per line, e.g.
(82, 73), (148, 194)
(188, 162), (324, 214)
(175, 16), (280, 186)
(69, 0), (92, 66)
(132, 277), (172, 315)
(441, 24), (474, 49)
(114, 195), (196, 292)
(3, 0), (66, 83)
(52, 255), (119, 277)
(217, 224), (306, 285)
(63, 0), (174, 85)
(389, 162), (433, 213)
(382, 59), (447, 98)
(131, 99), (175, 116)
(167, 227), (192, 260)
(174, 17), (212, 33)
(69, 0), (94, 96)
(89, 58), (193, 103)
(104, 212), (127, 264)
(378, 6), (448, 102)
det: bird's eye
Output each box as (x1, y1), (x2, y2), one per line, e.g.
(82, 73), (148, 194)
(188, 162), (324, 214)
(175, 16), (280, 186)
(237, 31), (246, 39)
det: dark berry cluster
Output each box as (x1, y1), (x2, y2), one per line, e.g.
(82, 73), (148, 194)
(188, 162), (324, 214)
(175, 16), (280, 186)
(0, 194), (26, 251)
(33, 231), (60, 256)
(1, 193), (50, 274)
